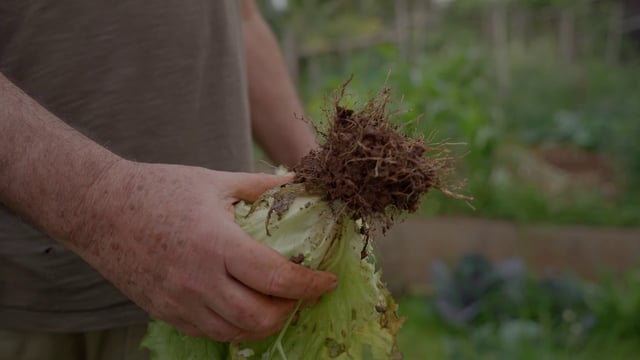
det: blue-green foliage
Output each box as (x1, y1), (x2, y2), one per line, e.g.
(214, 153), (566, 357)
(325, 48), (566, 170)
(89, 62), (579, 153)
(589, 267), (640, 340)
(397, 256), (640, 359)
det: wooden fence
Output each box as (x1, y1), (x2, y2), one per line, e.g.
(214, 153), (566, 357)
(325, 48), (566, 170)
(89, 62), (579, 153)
(281, 2), (640, 88)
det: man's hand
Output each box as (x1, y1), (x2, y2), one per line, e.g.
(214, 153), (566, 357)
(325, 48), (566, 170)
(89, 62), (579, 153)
(2, 66), (330, 342)
(70, 161), (337, 341)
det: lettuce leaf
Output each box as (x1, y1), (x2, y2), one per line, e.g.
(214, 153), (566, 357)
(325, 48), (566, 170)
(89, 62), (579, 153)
(142, 184), (403, 359)
(141, 319), (229, 360)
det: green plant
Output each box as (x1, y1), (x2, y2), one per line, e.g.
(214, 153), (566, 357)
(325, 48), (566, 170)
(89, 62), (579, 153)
(589, 267), (640, 340)
(397, 260), (640, 359)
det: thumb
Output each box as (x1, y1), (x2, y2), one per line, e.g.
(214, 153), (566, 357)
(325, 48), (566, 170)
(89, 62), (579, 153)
(227, 172), (294, 202)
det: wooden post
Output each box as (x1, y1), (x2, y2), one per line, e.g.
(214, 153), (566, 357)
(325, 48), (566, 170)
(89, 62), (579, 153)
(511, 6), (530, 46)
(412, 0), (431, 57)
(606, 2), (624, 65)
(558, 7), (576, 65)
(395, 0), (411, 62)
(490, 3), (509, 93)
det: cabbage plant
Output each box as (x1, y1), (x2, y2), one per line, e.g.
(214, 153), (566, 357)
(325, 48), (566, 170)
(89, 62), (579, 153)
(141, 83), (470, 359)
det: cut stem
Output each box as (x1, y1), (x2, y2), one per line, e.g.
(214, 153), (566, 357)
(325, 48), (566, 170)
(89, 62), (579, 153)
(267, 299), (303, 360)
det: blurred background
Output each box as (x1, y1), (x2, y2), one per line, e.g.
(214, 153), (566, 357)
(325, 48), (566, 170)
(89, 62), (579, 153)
(257, 0), (640, 358)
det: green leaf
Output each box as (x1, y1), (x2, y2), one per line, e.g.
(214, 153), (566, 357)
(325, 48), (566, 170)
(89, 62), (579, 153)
(141, 320), (229, 360)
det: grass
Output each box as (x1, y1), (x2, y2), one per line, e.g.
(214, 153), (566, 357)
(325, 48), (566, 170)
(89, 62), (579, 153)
(397, 296), (640, 359)
(417, 184), (640, 227)
(396, 297), (448, 359)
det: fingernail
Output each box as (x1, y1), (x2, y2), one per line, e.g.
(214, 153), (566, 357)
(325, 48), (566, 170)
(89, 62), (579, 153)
(329, 277), (338, 291)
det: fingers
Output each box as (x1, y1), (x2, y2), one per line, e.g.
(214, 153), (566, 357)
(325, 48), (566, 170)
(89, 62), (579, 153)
(224, 172), (293, 202)
(184, 306), (244, 342)
(170, 316), (206, 338)
(163, 300), (287, 342)
(204, 276), (297, 336)
(159, 278), (293, 342)
(223, 226), (337, 300)
(301, 297), (319, 308)
(177, 284), (295, 342)
(190, 294), (312, 342)
(171, 287), (319, 342)
(195, 306), (286, 342)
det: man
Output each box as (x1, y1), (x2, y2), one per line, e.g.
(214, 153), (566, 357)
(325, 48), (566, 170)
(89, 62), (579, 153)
(0, 1), (337, 359)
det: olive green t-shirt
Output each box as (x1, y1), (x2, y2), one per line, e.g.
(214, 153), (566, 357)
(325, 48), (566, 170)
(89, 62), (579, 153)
(0, 0), (253, 331)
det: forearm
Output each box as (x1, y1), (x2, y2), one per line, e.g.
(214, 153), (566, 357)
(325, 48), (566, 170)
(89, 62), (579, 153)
(242, 0), (316, 168)
(0, 72), (122, 249)
(0, 74), (337, 342)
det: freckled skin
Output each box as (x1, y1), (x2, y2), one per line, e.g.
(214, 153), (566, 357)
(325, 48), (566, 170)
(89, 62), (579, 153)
(65, 161), (338, 342)
(0, 4), (330, 338)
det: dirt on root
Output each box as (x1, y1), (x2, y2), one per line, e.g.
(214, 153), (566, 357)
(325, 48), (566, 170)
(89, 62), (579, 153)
(293, 78), (471, 233)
